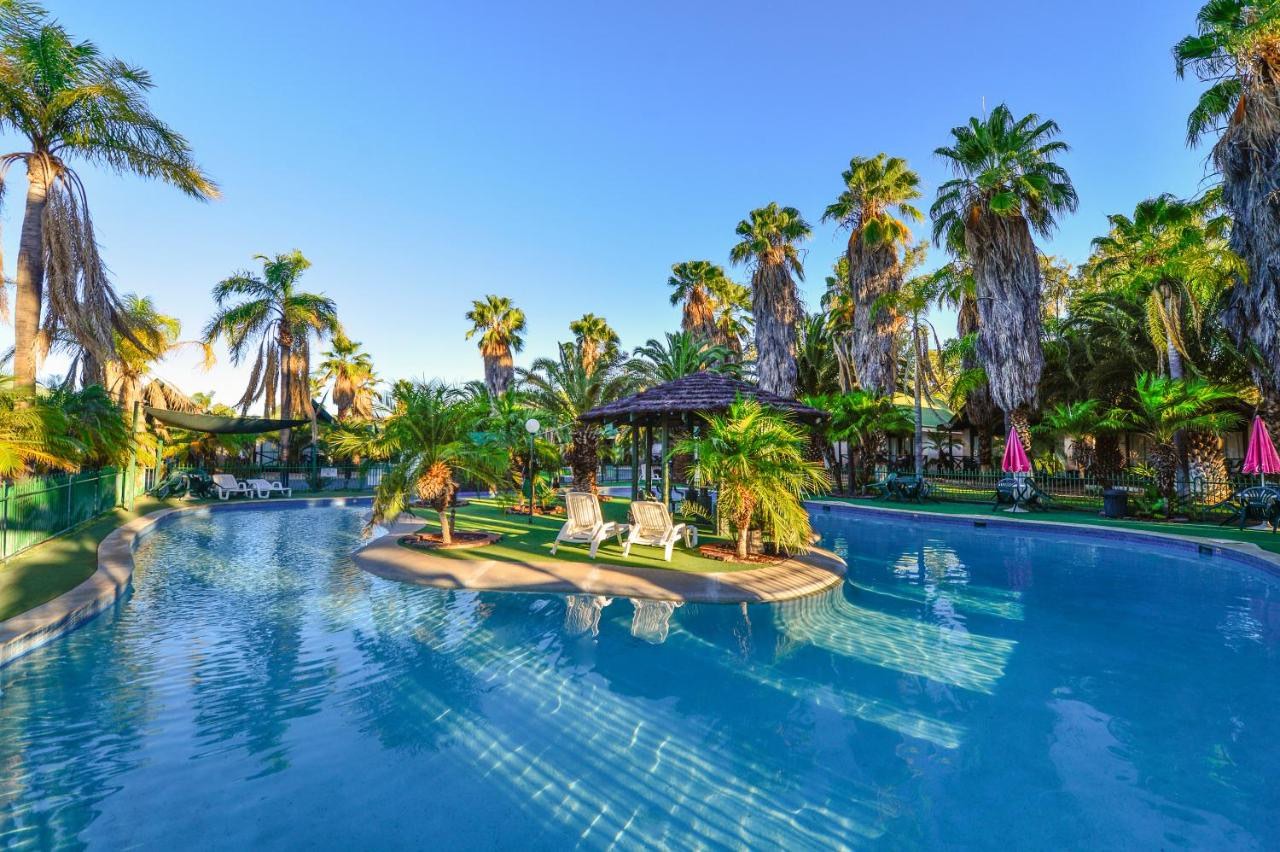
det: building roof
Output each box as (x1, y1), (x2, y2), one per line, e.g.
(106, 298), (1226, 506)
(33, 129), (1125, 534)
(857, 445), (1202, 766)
(890, 393), (956, 430)
(579, 371), (828, 426)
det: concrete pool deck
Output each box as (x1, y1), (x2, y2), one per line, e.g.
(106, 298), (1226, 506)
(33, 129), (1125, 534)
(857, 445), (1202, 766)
(353, 516), (848, 604)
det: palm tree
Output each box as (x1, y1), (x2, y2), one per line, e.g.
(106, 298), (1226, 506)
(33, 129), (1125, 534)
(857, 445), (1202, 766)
(822, 154), (923, 395)
(1121, 373), (1239, 515)
(569, 312), (619, 376)
(879, 273), (945, 476)
(667, 261), (729, 341)
(932, 254), (1001, 466)
(520, 342), (634, 493)
(931, 104), (1078, 446)
(465, 295), (526, 397)
(795, 314), (842, 400)
(0, 17), (217, 393)
(678, 398), (829, 559)
(628, 331), (739, 386)
(333, 382), (503, 544)
(823, 390), (912, 494)
(729, 203), (811, 397)
(710, 278), (753, 358)
(0, 381), (77, 475)
(315, 332), (376, 421)
(1175, 1), (1280, 431)
(203, 250), (339, 460)
(1033, 400), (1128, 476)
(101, 294), (208, 415)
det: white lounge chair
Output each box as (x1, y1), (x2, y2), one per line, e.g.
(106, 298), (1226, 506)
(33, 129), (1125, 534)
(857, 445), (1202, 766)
(246, 478), (292, 498)
(551, 491), (627, 558)
(211, 474), (253, 500)
(622, 500), (696, 562)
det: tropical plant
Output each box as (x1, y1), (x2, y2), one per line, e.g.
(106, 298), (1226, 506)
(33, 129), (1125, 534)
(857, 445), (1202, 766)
(825, 390), (912, 493)
(710, 278), (753, 358)
(628, 331), (739, 386)
(332, 381), (504, 543)
(519, 342), (634, 492)
(100, 294), (207, 414)
(667, 260), (728, 341)
(203, 250), (339, 460)
(822, 153), (922, 395)
(0, 16), (217, 393)
(678, 397), (829, 559)
(1119, 373), (1239, 514)
(1086, 192), (1241, 380)
(46, 383), (132, 468)
(932, 104), (1079, 445)
(1032, 400), (1128, 475)
(569, 312), (619, 376)
(1175, 0), (1280, 434)
(933, 255), (1001, 465)
(820, 257), (858, 392)
(0, 382), (77, 475)
(795, 314), (841, 399)
(465, 295), (526, 397)
(315, 332), (377, 421)
(877, 273), (945, 475)
(729, 203), (811, 397)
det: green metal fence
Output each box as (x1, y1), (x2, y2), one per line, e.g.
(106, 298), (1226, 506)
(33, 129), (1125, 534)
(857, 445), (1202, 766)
(0, 467), (138, 561)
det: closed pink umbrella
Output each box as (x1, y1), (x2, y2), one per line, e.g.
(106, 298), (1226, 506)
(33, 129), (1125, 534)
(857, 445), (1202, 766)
(1001, 427), (1032, 474)
(1243, 416), (1280, 485)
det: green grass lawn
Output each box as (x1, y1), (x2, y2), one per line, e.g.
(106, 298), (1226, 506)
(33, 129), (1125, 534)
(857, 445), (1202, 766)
(407, 497), (748, 573)
(817, 495), (1280, 556)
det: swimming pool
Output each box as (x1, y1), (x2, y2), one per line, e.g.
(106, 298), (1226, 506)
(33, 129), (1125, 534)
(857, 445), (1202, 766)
(0, 503), (1276, 849)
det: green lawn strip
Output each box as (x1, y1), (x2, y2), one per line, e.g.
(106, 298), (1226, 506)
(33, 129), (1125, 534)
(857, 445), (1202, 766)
(817, 495), (1280, 556)
(406, 497), (751, 574)
(0, 489), (376, 623)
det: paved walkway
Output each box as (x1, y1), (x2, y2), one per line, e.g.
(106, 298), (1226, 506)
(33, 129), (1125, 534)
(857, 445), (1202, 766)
(354, 518), (847, 604)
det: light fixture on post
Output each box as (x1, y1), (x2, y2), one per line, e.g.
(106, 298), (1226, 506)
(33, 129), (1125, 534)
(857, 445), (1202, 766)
(524, 418), (540, 524)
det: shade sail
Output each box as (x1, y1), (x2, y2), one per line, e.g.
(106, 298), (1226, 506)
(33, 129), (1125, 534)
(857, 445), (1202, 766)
(144, 407), (309, 435)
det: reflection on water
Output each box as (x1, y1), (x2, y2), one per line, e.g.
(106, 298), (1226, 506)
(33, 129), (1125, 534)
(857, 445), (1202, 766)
(0, 506), (1277, 849)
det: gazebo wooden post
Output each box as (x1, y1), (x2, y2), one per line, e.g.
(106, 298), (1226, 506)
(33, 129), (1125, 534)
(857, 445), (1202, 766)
(661, 417), (671, 509)
(629, 418), (640, 502)
(644, 425), (654, 497)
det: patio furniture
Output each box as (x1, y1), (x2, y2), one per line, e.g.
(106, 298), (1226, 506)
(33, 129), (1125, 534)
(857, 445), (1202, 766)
(867, 472), (898, 499)
(622, 500), (697, 561)
(211, 474), (254, 500)
(1216, 486), (1280, 532)
(890, 474), (931, 503)
(551, 491), (627, 558)
(993, 477), (1052, 512)
(246, 478), (293, 498)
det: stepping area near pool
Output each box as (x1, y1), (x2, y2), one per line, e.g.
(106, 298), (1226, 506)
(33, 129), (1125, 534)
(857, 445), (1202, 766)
(355, 498), (846, 603)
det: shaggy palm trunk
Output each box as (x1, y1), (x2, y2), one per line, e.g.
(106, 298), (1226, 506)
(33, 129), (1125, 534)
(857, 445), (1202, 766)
(568, 424), (600, 493)
(752, 262), (800, 397)
(848, 239), (903, 395)
(1093, 433), (1124, 479)
(278, 328), (293, 463)
(958, 294), (999, 467)
(483, 346), (514, 397)
(13, 155), (54, 395)
(682, 289), (717, 342)
(1217, 71), (1280, 441)
(966, 214), (1044, 426)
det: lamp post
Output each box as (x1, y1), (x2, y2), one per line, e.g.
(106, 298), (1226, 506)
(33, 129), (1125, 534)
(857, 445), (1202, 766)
(525, 418), (540, 525)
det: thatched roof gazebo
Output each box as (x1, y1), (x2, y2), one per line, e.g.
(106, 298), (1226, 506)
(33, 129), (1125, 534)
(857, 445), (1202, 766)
(579, 371), (827, 502)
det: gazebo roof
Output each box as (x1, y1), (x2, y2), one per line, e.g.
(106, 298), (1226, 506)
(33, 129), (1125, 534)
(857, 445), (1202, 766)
(579, 371), (828, 427)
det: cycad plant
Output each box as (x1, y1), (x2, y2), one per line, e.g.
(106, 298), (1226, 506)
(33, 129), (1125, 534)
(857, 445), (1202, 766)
(0, 16), (217, 393)
(333, 382), (504, 543)
(1120, 374), (1239, 515)
(729, 203), (811, 397)
(465, 295), (526, 397)
(822, 153), (922, 395)
(1176, 0), (1280, 428)
(678, 398), (829, 559)
(932, 104), (1078, 444)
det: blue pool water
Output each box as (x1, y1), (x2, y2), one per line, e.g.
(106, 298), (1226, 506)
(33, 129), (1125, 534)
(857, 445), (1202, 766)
(1, 504), (1278, 850)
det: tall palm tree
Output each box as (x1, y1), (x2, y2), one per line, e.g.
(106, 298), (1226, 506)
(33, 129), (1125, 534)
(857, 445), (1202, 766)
(464, 295), (526, 398)
(315, 332), (376, 421)
(822, 154), (923, 395)
(568, 312), (619, 376)
(0, 17), (217, 393)
(729, 203), (811, 397)
(628, 331), (739, 387)
(203, 250), (339, 460)
(1175, 1), (1280, 431)
(932, 253), (1001, 466)
(1086, 192), (1241, 380)
(710, 278), (753, 358)
(879, 273), (945, 476)
(520, 342), (633, 493)
(821, 257), (857, 392)
(931, 104), (1078, 446)
(667, 260), (728, 341)
(795, 314), (842, 400)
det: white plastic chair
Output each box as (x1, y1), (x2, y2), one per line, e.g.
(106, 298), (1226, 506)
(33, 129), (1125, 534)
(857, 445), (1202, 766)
(550, 492), (626, 558)
(622, 500), (696, 561)
(246, 478), (292, 498)
(211, 474), (253, 500)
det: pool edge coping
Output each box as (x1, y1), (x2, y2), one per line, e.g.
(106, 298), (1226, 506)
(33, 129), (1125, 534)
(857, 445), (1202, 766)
(806, 498), (1280, 579)
(0, 496), (372, 668)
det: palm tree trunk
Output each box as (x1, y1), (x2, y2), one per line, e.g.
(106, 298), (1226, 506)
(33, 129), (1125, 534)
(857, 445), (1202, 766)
(913, 328), (925, 477)
(569, 424), (600, 493)
(278, 330), (293, 463)
(13, 155), (54, 394)
(849, 240), (902, 395)
(752, 262), (800, 397)
(1009, 408), (1033, 452)
(484, 347), (514, 396)
(437, 508), (452, 545)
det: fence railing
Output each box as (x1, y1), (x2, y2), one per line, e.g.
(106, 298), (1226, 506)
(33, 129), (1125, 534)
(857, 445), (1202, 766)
(0, 467), (143, 561)
(197, 462), (390, 493)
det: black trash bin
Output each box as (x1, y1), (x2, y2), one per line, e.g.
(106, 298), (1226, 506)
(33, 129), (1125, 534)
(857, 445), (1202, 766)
(1102, 488), (1128, 519)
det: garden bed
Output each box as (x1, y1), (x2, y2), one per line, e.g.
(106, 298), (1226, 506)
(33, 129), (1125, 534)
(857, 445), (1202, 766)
(695, 543), (788, 566)
(401, 531), (501, 550)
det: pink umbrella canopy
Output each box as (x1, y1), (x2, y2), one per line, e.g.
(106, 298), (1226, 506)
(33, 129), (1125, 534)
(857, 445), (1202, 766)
(1243, 416), (1280, 476)
(1002, 427), (1032, 474)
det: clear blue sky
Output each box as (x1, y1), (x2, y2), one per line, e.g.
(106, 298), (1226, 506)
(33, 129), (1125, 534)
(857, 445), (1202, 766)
(3, 0), (1215, 404)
